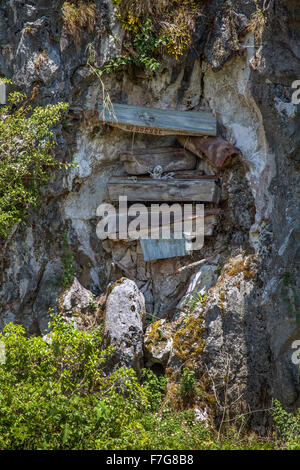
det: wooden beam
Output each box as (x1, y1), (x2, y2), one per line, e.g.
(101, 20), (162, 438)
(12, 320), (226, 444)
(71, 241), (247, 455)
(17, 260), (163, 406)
(98, 103), (216, 136)
(107, 176), (220, 203)
(120, 146), (197, 175)
(102, 209), (221, 239)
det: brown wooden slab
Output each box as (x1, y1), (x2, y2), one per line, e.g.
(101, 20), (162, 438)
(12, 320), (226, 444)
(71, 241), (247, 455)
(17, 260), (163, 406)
(107, 176), (220, 203)
(102, 211), (219, 239)
(120, 146), (197, 175)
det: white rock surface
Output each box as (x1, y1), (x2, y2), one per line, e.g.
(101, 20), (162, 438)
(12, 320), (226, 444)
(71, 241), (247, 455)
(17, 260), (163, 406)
(104, 278), (146, 372)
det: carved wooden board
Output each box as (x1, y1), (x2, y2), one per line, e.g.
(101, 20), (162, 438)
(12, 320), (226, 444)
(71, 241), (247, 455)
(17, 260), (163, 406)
(108, 176), (220, 203)
(120, 146), (197, 175)
(98, 103), (217, 136)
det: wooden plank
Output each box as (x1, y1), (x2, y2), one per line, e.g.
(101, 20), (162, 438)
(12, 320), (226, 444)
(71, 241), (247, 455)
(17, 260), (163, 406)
(0, 83), (6, 104)
(102, 209), (220, 239)
(108, 176), (220, 203)
(120, 146), (197, 175)
(98, 103), (216, 136)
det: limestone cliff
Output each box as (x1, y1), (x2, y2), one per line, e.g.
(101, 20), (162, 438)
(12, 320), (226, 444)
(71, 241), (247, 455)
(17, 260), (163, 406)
(0, 0), (299, 431)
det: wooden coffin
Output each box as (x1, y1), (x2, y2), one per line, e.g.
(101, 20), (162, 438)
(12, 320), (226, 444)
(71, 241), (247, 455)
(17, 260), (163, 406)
(100, 209), (221, 240)
(0, 82), (6, 104)
(120, 146), (197, 175)
(107, 175), (220, 203)
(98, 103), (217, 137)
(177, 135), (241, 169)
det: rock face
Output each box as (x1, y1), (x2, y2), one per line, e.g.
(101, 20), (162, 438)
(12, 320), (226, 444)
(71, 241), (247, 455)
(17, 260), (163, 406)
(104, 278), (145, 373)
(0, 0), (299, 427)
(58, 277), (102, 330)
(60, 277), (94, 315)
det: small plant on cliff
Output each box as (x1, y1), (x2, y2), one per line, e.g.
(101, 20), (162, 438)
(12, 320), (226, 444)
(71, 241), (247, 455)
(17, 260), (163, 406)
(62, 1), (96, 48)
(89, 293), (97, 312)
(60, 232), (75, 289)
(186, 290), (207, 312)
(112, 0), (201, 60)
(180, 367), (196, 398)
(0, 91), (68, 239)
(88, 0), (202, 78)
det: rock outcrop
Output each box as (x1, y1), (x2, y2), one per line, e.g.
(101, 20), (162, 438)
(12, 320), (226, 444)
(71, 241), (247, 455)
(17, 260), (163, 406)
(104, 278), (145, 373)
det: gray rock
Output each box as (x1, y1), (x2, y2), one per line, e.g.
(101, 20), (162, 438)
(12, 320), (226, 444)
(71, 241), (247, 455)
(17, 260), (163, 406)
(60, 277), (93, 315)
(104, 278), (145, 373)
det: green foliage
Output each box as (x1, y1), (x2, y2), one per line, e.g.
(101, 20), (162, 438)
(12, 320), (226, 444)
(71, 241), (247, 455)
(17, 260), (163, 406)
(0, 91), (69, 239)
(0, 77), (12, 84)
(0, 312), (150, 449)
(180, 367), (196, 397)
(185, 290), (207, 312)
(88, 1), (202, 77)
(87, 19), (166, 77)
(60, 232), (75, 289)
(141, 369), (167, 411)
(89, 293), (97, 311)
(273, 399), (300, 449)
(0, 312), (298, 449)
(131, 19), (167, 71)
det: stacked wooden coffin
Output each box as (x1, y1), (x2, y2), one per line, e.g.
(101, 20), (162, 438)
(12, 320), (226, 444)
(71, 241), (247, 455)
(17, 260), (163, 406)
(99, 104), (240, 261)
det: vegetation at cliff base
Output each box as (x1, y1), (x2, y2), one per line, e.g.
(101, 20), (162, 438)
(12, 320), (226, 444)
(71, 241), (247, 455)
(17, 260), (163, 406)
(0, 313), (298, 450)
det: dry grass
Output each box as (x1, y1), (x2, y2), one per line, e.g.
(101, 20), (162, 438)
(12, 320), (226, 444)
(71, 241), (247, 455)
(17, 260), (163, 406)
(62, 1), (96, 48)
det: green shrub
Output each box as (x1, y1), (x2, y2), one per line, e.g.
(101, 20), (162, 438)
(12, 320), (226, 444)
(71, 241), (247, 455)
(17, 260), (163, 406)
(141, 368), (167, 411)
(0, 312), (297, 450)
(180, 367), (196, 397)
(273, 399), (300, 449)
(0, 91), (69, 239)
(0, 312), (149, 449)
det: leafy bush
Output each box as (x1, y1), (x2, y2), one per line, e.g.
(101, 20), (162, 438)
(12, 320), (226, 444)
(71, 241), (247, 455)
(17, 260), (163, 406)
(180, 367), (196, 397)
(141, 368), (167, 410)
(0, 312), (150, 449)
(0, 312), (297, 450)
(273, 399), (300, 450)
(88, 0), (203, 77)
(0, 92), (68, 239)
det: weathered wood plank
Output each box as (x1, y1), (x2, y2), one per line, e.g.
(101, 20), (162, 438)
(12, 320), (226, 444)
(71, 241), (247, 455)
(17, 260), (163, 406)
(98, 103), (216, 136)
(108, 176), (220, 203)
(102, 209), (220, 239)
(120, 146), (197, 175)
